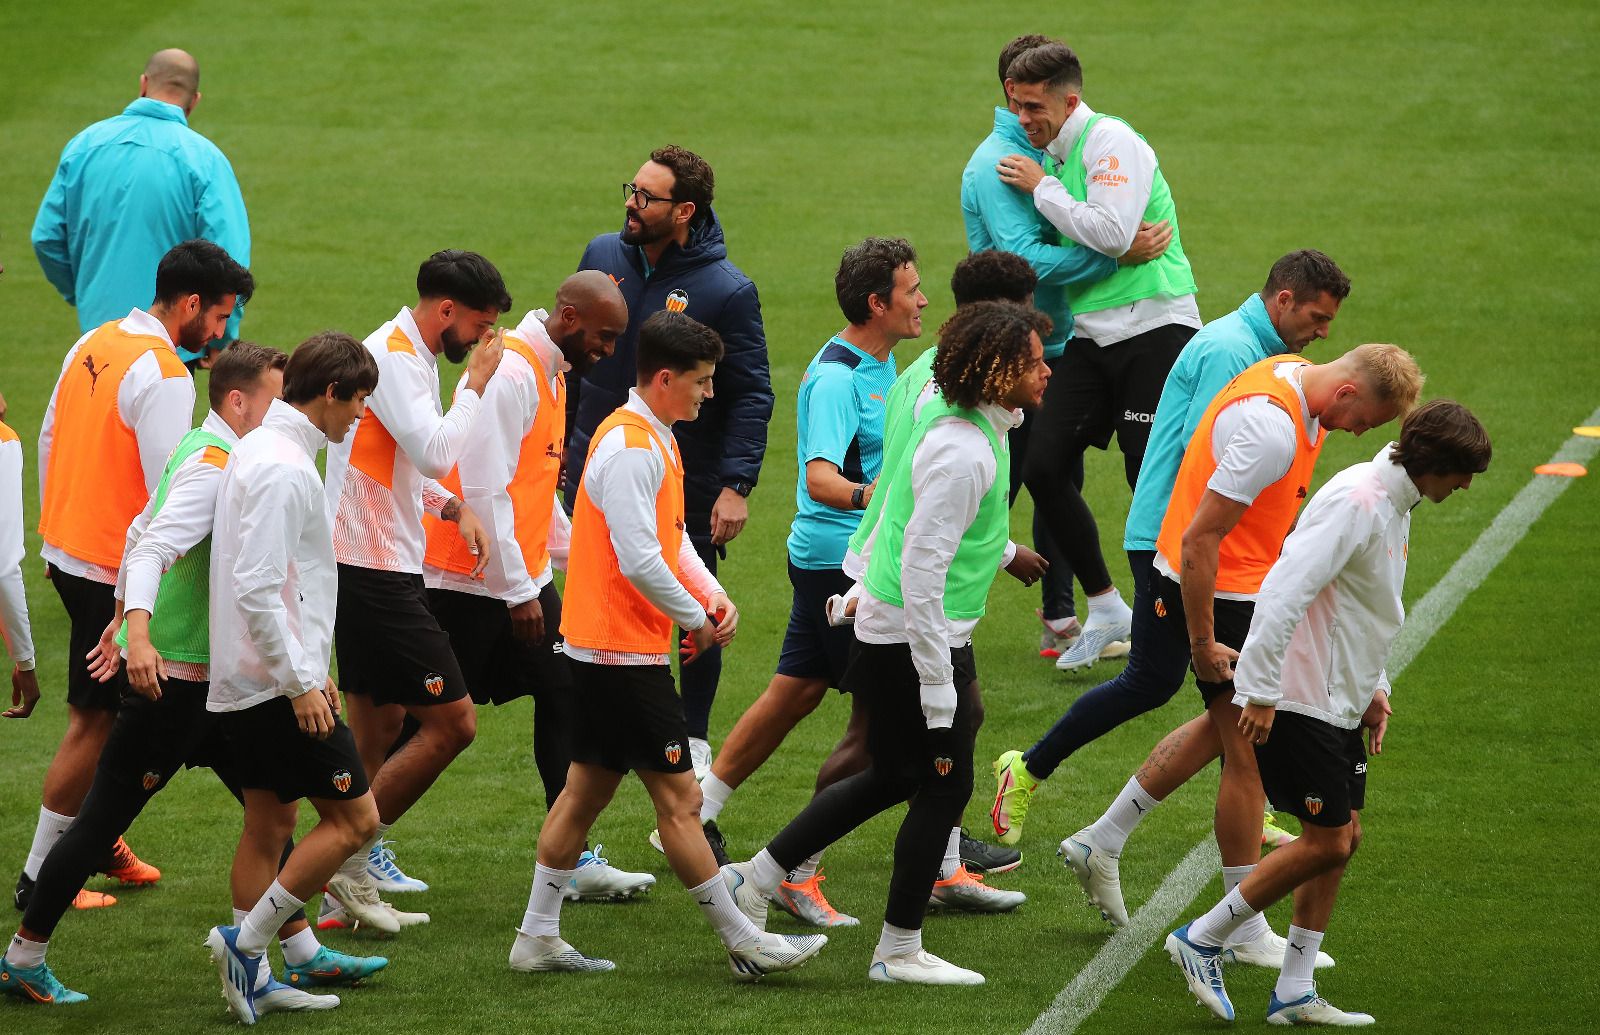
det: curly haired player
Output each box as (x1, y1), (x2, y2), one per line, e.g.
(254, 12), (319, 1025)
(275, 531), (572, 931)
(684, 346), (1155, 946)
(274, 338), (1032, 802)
(723, 301), (1053, 986)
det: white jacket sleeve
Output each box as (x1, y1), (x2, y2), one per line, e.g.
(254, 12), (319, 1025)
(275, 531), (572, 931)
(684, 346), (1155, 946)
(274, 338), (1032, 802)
(459, 365), (539, 606)
(0, 442), (34, 665)
(902, 422), (990, 729)
(123, 457), (224, 615)
(1235, 488), (1375, 707)
(368, 349), (481, 479)
(115, 498), (157, 602)
(1034, 119), (1157, 256)
(123, 357), (196, 495)
(233, 467), (320, 696)
(547, 496), (571, 572)
(677, 535), (724, 609)
(36, 341), (86, 500)
(595, 446), (709, 631)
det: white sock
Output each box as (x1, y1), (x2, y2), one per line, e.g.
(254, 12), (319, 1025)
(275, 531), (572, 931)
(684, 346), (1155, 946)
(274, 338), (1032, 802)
(1086, 588), (1129, 621)
(689, 872), (760, 949)
(749, 849), (787, 895)
(280, 926), (321, 966)
(24, 807), (74, 880)
(1275, 925), (1324, 1003)
(520, 863), (572, 937)
(788, 852), (824, 885)
(1187, 887), (1256, 948)
(1221, 864), (1269, 943)
(874, 922), (921, 959)
(700, 773), (735, 823)
(1088, 776), (1159, 854)
(7, 933), (46, 969)
(238, 881), (305, 957)
(338, 822), (389, 880)
(233, 908), (249, 926)
(937, 827), (961, 880)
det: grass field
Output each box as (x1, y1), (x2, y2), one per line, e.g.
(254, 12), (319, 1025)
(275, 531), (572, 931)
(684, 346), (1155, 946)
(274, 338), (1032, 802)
(3, 1), (1598, 1032)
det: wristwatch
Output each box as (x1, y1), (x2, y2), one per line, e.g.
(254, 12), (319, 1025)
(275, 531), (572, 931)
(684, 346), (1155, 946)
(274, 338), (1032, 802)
(850, 484), (866, 510)
(729, 481), (755, 498)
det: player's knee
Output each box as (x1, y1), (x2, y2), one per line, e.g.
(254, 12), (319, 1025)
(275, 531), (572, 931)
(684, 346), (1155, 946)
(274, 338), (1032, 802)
(342, 796), (381, 848)
(1306, 823), (1355, 868)
(432, 703), (477, 754)
(655, 785), (702, 828)
(780, 679), (828, 720)
(1346, 816), (1363, 859)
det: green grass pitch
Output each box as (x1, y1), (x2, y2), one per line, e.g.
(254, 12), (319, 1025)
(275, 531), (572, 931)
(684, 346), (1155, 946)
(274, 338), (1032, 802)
(1, 1), (1597, 1032)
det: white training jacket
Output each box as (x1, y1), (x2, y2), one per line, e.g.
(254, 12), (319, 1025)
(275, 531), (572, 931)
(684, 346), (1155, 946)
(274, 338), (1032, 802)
(0, 431), (33, 668)
(1233, 444), (1415, 729)
(561, 391), (722, 667)
(853, 379), (1022, 729)
(325, 307), (474, 574)
(1036, 101), (1200, 347)
(38, 308), (195, 583)
(207, 400), (337, 713)
(424, 309), (571, 606)
(116, 409), (239, 682)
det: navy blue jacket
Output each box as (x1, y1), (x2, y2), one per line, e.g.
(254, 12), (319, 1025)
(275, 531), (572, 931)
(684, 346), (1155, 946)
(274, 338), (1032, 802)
(566, 207), (773, 517)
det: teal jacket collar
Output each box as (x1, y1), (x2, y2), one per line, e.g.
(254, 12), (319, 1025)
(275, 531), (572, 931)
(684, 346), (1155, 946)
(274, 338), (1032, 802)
(122, 97), (188, 125)
(1239, 293), (1288, 354)
(990, 107), (1041, 156)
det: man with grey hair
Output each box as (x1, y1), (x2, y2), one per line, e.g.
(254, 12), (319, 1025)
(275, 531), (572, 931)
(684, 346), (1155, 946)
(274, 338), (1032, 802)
(33, 49), (251, 363)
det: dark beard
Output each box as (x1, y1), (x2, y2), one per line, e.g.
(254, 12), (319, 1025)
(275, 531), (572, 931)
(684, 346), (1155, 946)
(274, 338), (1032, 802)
(620, 212), (671, 248)
(177, 309), (212, 353)
(440, 325), (472, 363)
(558, 329), (597, 377)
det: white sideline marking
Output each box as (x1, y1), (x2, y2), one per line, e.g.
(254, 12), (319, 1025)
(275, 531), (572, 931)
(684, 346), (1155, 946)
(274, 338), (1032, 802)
(1023, 407), (1600, 1035)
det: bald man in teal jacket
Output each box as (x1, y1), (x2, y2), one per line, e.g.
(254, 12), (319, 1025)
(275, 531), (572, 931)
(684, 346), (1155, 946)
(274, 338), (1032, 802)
(33, 49), (250, 363)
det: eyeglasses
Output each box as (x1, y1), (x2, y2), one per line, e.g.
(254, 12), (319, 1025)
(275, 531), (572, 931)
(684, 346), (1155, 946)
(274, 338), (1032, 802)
(624, 182), (676, 208)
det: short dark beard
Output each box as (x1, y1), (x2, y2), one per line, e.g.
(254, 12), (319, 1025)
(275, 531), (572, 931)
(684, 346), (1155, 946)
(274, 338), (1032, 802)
(557, 329), (598, 377)
(177, 309), (212, 353)
(620, 211), (674, 248)
(440, 324), (472, 364)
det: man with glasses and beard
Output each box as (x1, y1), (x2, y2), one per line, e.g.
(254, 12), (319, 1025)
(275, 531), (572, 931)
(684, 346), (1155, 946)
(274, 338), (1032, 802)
(565, 146), (774, 783)
(317, 250), (506, 931)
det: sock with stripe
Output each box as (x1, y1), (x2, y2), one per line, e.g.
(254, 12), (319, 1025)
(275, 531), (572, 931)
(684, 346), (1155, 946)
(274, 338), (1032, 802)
(1087, 776), (1159, 854)
(520, 863), (572, 937)
(689, 872), (759, 949)
(1220, 864), (1270, 944)
(238, 880), (304, 957)
(1275, 925), (1325, 1003)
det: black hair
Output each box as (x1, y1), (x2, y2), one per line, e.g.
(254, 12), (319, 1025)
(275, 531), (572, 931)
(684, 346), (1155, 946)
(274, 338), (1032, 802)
(1263, 249), (1352, 304)
(416, 250), (512, 313)
(636, 311), (723, 379)
(951, 250), (1037, 305)
(153, 239), (254, 310)
(835, 237), (917, 325)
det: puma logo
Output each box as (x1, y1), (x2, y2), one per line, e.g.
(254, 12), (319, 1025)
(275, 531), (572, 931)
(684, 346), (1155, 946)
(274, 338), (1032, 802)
(545, 881), (563, 892)
(1290, 942), (1305, 956)
(1131, 798), (1147, 814)
(1227, 903), (1241, 918)
(82, 353), (108, 395)
(698, 897), (714, 906)
(268, 895), (281, 911)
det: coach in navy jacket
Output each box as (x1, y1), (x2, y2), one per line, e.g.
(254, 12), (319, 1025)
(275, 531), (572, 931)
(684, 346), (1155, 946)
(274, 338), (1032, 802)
(564, 146), (773, 760)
